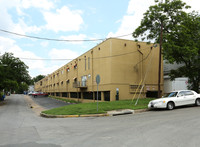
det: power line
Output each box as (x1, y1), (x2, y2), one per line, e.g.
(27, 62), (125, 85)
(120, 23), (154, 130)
(0, 28), (132, 42)
(19, 58), (73, 61)
(18, 46), (153, 61)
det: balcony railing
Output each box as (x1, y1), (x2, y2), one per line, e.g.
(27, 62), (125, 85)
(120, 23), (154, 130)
(73, 81), (87, 88)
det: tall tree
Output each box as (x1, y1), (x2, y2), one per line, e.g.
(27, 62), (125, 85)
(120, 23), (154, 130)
(133, 0), (200, 93)
(163, 12), (200, 92)
(133, 0), (190, 43)
(0, 52), (31, 93)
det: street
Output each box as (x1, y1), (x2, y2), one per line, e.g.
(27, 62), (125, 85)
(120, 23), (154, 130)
(0, 94), (200, 147)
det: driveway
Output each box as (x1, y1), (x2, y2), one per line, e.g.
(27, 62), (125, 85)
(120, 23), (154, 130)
(29, 95), (69, 109)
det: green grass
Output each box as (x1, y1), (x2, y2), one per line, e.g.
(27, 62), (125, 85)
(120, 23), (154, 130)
(42, 98), (155, 115)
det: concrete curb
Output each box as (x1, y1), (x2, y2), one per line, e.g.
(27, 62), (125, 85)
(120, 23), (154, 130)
(40, 109), (148, 118)
(40, 112), (109, 118)
(107, 109), (135, 116)
(134, 109), (149, 113)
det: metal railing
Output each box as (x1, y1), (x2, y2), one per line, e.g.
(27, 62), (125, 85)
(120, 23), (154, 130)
(73, 81), (87, 88)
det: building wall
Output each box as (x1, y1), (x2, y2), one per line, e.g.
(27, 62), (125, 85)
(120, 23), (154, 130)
(35, 38), (163, 102)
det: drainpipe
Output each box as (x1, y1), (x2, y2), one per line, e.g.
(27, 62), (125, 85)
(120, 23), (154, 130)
(137, 44), (143, 84)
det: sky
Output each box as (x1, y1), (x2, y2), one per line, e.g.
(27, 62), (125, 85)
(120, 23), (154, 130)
(0, 0), (200, 78)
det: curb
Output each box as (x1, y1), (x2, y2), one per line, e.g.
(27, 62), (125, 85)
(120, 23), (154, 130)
(40, 109), (148, 118)
(134, 109), (149, 113)
(40, 112), (109, 118)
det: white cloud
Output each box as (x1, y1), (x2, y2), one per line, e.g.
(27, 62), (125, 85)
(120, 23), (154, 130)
(107, 0), (155, 40)
(20, 0), (54, 10)
(60, 34), (87, 44)
(43, 6), (84, 32)
(109, 0), (200, 41)
(0, 36), (45, 77)
(0, 0), (42, 37)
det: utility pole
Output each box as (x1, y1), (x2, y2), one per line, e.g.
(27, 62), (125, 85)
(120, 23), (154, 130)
(158, 22), (163, 98)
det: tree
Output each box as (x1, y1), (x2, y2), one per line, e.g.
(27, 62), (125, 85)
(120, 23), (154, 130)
(3, 79), (19, 92)
(32, 75), (45, 83)
(18, 82), (29, 94)
(0, 52), (32, 93)
(163, 12), (200, 92)
(133, 0), (190, 43)
(132, 0), (200, 93)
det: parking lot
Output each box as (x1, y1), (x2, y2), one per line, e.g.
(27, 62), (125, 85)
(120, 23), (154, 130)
(29, 95), (69, 109)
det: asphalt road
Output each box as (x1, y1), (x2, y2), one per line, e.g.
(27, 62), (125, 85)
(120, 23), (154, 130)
(0, 94), (200, 147)
(29, 95), (69, 109)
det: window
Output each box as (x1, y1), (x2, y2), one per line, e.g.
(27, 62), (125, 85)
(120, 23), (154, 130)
(66, 67), (70, 72)
(74, 64), (77, 69)
(66, 79), (70, 84)
(85, 56), (86, 71)
(185, 91), (194, 96)
(88, 57), (90, 70)
(81, 75), (87, 86)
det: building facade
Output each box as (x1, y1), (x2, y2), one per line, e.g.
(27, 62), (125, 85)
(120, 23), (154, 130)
(35, 38), (163, 102)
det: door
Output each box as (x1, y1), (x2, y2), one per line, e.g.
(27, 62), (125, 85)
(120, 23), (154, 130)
(174, 91), (185, 106)
(184, 91), (196, 104)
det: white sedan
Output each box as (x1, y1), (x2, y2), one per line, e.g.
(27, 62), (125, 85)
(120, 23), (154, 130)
(148, 90), (200, 110)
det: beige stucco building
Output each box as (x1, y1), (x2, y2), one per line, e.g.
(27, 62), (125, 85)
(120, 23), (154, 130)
(35, 38), (163, 102)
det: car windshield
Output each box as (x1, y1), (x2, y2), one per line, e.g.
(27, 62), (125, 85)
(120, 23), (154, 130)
(164, 92), (178, 98)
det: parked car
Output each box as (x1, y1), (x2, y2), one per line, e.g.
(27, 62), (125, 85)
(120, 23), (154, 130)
(28, 91), (33, 95)
(148, 90), (200, 110)
(32, 92), (48, 98)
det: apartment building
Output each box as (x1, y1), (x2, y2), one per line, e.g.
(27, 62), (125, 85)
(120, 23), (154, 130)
(35, 38), (163, 102)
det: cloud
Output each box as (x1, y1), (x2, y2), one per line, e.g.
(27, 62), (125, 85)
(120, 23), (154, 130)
(43, 6), (84, 32)
(0, 36), (45, 77)
(109, 0), (200, 41)
(0, 0), (42, 37)
(107, 0), (155, 40)
(20, 0), (54, 10)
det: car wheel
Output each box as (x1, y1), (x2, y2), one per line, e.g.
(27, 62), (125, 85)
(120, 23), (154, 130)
(195, 99), (200, 106)
(167, 102), (174, 110)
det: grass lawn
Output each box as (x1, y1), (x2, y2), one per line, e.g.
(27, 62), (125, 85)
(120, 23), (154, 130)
(42, 98), (155, 115)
